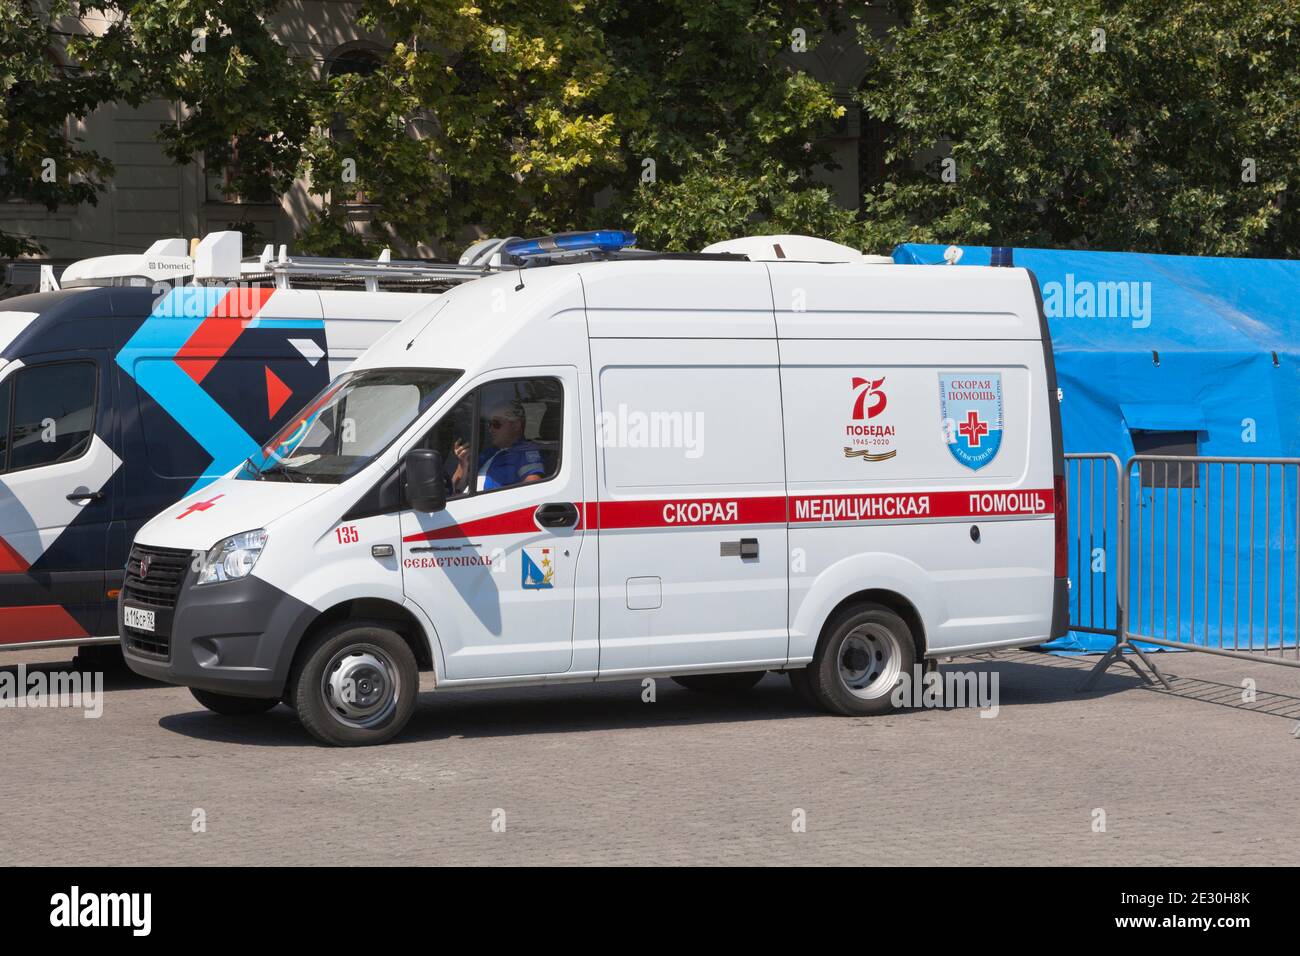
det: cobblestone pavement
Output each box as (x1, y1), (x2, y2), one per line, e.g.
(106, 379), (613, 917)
(2, 645), (1297, 866)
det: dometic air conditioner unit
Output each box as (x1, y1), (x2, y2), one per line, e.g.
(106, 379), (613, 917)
(59, 237), (194, 287)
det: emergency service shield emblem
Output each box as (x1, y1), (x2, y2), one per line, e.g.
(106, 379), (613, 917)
(939, 373), (1003, 470)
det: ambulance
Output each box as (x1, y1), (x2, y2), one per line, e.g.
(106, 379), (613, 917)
(119, 231), (1069, 745)
(0, 232), (475, 657)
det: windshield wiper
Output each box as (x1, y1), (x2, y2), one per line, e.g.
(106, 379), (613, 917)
(258, 463), (308, 483)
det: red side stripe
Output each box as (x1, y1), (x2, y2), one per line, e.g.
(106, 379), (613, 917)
(595, 495), (787, 529)
(0, 605), (89, 643)
(402, 506), (545, 543)
(401, 489), (1053, 542)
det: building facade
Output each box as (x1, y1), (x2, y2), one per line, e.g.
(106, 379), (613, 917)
(4, 3), (895, 271)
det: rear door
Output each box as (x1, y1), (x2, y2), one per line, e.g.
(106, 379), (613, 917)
(0, 352), (117, 643)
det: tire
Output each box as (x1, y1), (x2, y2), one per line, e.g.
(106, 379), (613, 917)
(671, 671), (765, 694)
(190, 687), (280, 716)
(291, 621), (419, 746)
(804, 603), (917, 716)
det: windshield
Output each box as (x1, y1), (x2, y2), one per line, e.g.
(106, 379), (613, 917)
(239, 368), (459, 484)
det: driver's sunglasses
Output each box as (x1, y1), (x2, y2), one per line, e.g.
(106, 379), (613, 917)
(488, 418), (510, 429)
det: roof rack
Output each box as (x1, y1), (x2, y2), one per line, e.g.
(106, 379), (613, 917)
(45, 227), (786, 296)
(258, 246), (498, 292)
(54, 231), (510, 293)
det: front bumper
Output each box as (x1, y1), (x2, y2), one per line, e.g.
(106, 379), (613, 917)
(119, 571), (316, 699)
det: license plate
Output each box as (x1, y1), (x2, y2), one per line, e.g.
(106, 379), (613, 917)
(123, 606), (156, 633)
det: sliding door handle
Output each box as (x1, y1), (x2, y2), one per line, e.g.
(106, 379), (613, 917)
(720, 538), (759, 559)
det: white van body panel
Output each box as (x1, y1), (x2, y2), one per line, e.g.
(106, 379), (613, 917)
(582, 260), (776, 338)
(125, 254), (1063, 701)
(769, 263), (1043, 341)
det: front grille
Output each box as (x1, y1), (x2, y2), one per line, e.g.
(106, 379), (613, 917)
(123, 545), (191, 609)
(122, 544), (191, 659)
(126, 630), (170, 659)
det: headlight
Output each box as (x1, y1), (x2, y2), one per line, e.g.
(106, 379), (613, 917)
(197, 529), (268, 585)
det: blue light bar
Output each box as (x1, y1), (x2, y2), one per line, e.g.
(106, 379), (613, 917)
(502, 230), (636, 259)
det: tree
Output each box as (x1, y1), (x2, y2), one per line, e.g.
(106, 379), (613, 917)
(73, 1), (314, 203)
(300, 0), (860, 253)
(857, 0), (1300, 257)
(0, 0), (115, 256)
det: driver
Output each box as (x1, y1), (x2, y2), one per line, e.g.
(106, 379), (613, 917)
(451, 401), (546, 491)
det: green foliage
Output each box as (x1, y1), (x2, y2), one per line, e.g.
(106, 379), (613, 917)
(300, 0), (857, 253)
(73, 0), (314, 202)
(0, 0), (115, 256)
(858, 0), (1300, 257)
(628, 142), (868, 251)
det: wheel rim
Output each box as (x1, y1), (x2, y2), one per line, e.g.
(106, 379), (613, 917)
(836, 624), (903, 700)
(321, 644), (401, 729)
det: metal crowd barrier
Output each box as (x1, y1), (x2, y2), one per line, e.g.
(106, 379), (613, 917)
(1082, 455), (1300, 689)
(1064, 453), (1124, 640)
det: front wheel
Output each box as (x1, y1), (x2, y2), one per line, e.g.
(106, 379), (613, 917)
(804, 604), (916, 716)
(190, 687), (280, 715)
(291, 622), (418, 746)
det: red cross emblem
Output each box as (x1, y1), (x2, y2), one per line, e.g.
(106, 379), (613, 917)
(958, 410), (989, 447)
(176, 494), (225, 519)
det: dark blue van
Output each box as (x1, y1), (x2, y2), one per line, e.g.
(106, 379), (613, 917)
(0, 280), (419, 656)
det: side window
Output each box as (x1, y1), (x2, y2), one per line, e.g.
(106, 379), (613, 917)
(417, 376), (562, 497)
(6, 362), (97, 472)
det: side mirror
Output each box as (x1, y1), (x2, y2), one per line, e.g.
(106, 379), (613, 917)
(405, 449), (446, 513)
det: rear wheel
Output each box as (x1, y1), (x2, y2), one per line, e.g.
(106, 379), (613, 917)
(291, 622), (418, 746)
(805, 604), (916, 716)
(671, 671), (765, 694)
(190, 687), (279, 716)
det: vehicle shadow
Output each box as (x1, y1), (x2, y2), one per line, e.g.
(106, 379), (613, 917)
(157, 652), (1144, 748)
(0, 655), (166, 694)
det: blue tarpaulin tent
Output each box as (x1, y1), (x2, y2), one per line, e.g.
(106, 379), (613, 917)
(893, 244), (1300, 652)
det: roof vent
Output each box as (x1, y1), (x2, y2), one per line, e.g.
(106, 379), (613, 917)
(701, 235), (890, 264)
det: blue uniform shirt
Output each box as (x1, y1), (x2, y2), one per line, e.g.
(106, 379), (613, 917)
(478, 440), (545, 490)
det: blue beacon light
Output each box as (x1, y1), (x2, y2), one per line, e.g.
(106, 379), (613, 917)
(501, 230), (637, 259)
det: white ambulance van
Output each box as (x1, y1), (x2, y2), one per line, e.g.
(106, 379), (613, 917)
(119, 231), (1068, 745)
